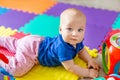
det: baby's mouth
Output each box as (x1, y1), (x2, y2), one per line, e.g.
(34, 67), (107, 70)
(71, 38), (77, 41)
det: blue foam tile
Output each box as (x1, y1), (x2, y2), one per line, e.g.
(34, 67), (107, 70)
(0, 7), (10, 15)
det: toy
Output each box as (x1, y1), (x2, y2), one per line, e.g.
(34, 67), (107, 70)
(102, 29), (120, 74)
(94, 74), (120, 80)
(0, 68), (15, 80)
(85, 46), (98, 58)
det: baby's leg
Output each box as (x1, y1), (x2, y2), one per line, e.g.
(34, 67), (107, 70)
(0, 53), (34, 77)
(0, 35), (43, 77)
(0, 36), (17, 53)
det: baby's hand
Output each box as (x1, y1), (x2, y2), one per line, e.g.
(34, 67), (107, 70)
(88, 60), (100, 71)
(89, 69), (99, 78)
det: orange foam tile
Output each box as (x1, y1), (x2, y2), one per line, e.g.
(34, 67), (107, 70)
(0, 0), (57, 14)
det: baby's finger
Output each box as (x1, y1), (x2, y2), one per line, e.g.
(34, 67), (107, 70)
(88, 66), (94, 69)
(94, 65), (101, 71)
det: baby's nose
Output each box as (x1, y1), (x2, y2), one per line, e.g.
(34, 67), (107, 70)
(72, 31), (77, 36)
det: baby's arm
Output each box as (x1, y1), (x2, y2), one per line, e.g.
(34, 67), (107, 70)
(78, 48), (100, 70)
(61, 60), (98, 78)
(78, 48), (93, 63)
(62, 60), (89, 77)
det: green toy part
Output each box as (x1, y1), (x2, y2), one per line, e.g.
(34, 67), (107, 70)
(94, 77), (106, 80)
(102, 43), (108, 74)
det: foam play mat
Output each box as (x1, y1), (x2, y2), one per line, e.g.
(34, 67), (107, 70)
(0, 0), (120, 80)
(0, 27), (98, 80)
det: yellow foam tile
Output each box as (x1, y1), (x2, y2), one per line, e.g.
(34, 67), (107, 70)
(16, 55), (86, 80)
(0, 26), (17, 36)
(0, 0), (57, 14)
(16, 47), (98, 80)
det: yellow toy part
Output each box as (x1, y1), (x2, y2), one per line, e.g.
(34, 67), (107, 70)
(85, 46), (98, 58)
(4, 76), (8, 80)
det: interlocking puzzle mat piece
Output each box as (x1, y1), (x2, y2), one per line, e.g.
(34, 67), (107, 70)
(19, 14), (60, 37)
(11, 32), (30, 39)
(0, 26), (17, 36)
(0, 7), (10, 15)
(0, 73), (4, 80)
(84, 24), (111, 49)
(112, 14), (120, 29)
(45, 2), (119, 49)
(0, 0), (57, 14)
(45, 2), (119, 26)
(15, 55), (87, 80)
(0, 10), (36, 29)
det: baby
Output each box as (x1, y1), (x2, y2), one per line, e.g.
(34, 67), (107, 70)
(0, 8), (100, 78)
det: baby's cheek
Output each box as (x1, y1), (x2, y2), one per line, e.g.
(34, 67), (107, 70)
(78, 37), (84, 42)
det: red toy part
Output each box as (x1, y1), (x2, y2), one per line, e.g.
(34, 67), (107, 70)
(102, 29), (120, 74)
(104, 74), (120, 80)
(0, 53), (9, 64)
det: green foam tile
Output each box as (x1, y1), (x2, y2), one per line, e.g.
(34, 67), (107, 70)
(19, 14), (60, 37)
(112, 14), (120, 29)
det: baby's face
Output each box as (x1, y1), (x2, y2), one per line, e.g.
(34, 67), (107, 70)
(60, 14), (86, 47)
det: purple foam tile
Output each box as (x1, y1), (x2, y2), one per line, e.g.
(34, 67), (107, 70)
(45, 2), (119, 27)
(0, 10), (37, 29)
(83, 24), (111, 49)
(0, 73), (4, 80)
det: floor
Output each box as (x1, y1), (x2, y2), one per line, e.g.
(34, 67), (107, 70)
(56, 0), (120, 12)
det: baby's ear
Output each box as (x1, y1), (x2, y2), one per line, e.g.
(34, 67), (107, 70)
(59, 26), (62, 34)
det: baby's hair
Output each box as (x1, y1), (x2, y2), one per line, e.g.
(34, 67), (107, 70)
(60, 8), (86, 27)
(60, 8), (85, 18)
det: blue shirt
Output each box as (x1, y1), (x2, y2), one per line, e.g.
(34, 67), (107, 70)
(38, 34), (84, 67)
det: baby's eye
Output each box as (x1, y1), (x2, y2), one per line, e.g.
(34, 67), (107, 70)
(67, 28), (72, 31)
(78, 29), (83, 32)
